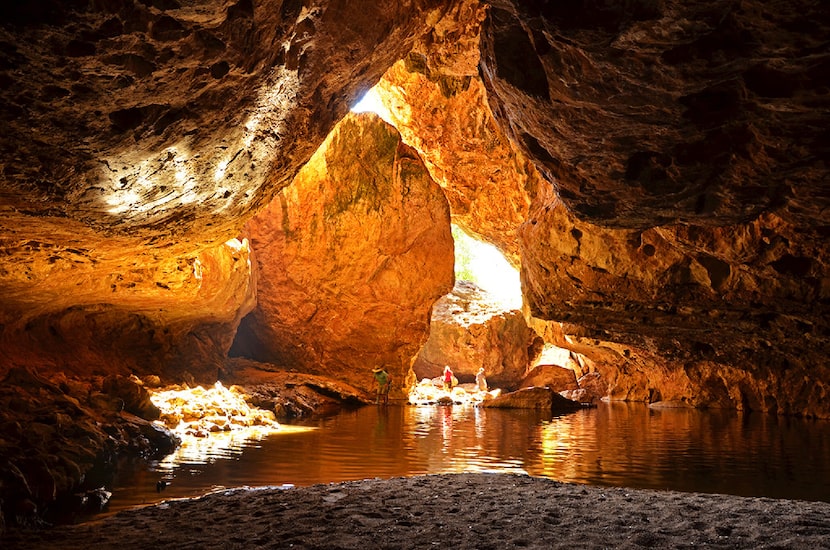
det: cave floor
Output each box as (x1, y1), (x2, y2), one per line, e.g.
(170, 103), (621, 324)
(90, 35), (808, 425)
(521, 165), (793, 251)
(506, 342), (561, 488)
(4, 473), (829, 549)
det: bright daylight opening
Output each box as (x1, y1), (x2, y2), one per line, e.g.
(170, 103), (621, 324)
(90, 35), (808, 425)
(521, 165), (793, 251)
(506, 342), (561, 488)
(350, 87), (394, 125)
(351, 87), (528, 407)
(451, 224), (522, 310)
(408, 226), (525, 406)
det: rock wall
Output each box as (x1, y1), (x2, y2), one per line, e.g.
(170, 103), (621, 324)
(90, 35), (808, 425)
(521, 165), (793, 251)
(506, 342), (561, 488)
(0, 238), (255, 381)
(237, 113), (455, 398)
(0, 0), (826, 491)
(368, 0), (830, 416)
(413, 281), (543, 390)
(0, 0), (454, 245)
(374, 0), (546, 264)
(479, 0), (830, 229)
(0, 0), (457, 381)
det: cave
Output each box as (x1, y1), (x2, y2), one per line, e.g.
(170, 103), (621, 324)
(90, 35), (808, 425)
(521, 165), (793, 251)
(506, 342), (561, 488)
(1, 0), (829, 535)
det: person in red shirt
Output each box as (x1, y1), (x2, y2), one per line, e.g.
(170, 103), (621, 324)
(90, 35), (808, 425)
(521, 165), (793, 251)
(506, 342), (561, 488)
(442, 365), (454, 392)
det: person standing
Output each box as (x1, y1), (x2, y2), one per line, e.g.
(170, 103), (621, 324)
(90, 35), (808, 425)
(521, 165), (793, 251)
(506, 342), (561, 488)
(475, 367), (488, 392)
(442, 365), (454, 392)
(372, 367), (391, 405)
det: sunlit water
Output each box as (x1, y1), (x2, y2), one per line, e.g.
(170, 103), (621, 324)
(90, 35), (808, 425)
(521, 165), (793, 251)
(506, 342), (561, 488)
(106, 402), (830, 517)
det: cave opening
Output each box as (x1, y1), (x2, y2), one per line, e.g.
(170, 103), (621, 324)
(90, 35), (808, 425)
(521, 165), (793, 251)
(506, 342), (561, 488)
(351, 85), (586, 404)
(450, 223), (522, 311)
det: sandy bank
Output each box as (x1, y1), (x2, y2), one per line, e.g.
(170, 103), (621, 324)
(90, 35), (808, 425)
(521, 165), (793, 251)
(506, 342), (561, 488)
(4, 473), (830, 549)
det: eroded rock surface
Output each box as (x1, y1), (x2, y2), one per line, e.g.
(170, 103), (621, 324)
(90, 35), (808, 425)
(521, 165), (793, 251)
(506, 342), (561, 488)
(474, 1), (830, 416)
(0, 0), (454, 243)
(0, 368), (178, 526)
(0, 237), (255, 382)
(1, 0), (830, 530)
(480, 385), (583, 412)
(235, 113), (454, 399)
(374, 0), (547, 264)
(0, 0), (458, 383)
(480, 0), (830, 229)
(413, 281), (542, 390)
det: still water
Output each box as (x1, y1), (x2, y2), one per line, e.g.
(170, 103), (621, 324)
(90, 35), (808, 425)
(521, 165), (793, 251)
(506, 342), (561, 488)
(108, 402), (830, 515)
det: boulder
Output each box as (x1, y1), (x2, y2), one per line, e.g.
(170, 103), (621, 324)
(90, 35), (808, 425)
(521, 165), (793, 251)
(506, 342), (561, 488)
(102, 374), (160, 420)
(480, 386), (582, 412)
(576, 372), (608, 402)
(519, 365), (579, 392)
(237, 113), (455, 399)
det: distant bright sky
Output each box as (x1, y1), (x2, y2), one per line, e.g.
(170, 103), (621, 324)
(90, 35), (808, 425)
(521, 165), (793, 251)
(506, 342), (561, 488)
(351, 88), (392, 123)
(454, 225), (522, 310)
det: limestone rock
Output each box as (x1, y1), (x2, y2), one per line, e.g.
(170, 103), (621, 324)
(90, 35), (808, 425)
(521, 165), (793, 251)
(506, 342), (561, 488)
(102, 374), (160, 420)
(222, 358), (367, 419)
(474, 1), (830, 416)
(374, 0), (548, 264)
(237, 113), (454, 399)
(576, 372), (608, 402)
(520, 365), (579, 392)
(480, 0), (830, 230)
(0, 368), (179, 528)
(0, 237), (256, 382)
(0, 0), (458, 385)
(0, 0), (455, 246)
(480, 386), (582, 412)
(413, 281), (543, 390)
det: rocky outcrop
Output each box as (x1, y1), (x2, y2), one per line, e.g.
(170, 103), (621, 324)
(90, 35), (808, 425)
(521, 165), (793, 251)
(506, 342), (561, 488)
(0, 0), (455, 246)
(234, 113), (454, 399)
(365, 1), (823, 417)
(0, 0), (824, 417)
(480, 0), (830, 229)
(413, 281), (543, 390)
(480, 386), (583, 412)
(374, 0), (548, 264)
(474, 1), (830, 417)
(0, 237), (256, 382)
(0, 0), (459, 383)
(0, 3), (828, 534)
(520, 365), (579, 392)
(223, 358), (367, 419)
(0, 368), (178, 526)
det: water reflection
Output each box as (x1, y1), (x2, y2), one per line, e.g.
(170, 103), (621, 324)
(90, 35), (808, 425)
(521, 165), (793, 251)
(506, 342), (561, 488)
(108, 403), (830, 517)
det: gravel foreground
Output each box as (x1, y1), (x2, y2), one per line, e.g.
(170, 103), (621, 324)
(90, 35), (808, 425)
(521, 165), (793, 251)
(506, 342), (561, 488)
(4, 473), (830, 549)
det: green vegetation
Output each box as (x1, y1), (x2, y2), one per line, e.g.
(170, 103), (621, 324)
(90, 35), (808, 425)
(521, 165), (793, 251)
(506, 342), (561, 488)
(452, 224), (476, 282)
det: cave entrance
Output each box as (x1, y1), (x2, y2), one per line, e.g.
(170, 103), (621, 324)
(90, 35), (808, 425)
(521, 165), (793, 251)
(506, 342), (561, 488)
(450, 224), (522, 310)
(352, 87), (580, 404)
(408, 224), (521, 404)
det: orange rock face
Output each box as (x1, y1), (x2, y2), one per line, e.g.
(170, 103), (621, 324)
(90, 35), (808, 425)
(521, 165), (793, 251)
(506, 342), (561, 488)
(520, 365), (579, 393)
(0, 237), (255, 381)
(375, 56), (546, 265)
(413, 281), (542, 390)
(521, 197), (830, 416)
(238, 113), (455, 398)
(374, 0), (830, 417)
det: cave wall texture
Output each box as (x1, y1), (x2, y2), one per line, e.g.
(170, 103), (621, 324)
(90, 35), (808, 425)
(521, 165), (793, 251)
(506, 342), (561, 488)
(236, 112), (454, 398)
(0, 0), (828, 420)
(476, 0), (830, 416)
(0, 0), (452, 381)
